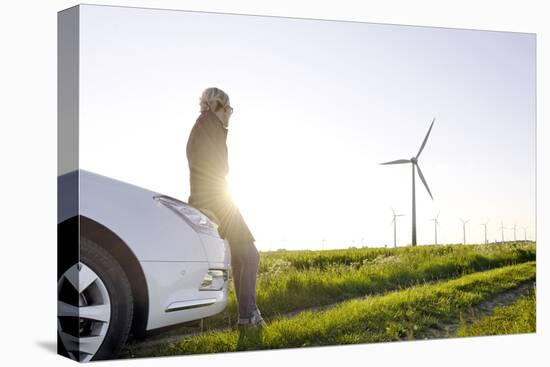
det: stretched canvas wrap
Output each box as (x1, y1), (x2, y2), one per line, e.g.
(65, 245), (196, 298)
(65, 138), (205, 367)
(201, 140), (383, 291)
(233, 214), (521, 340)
(57, 4), (536, 362)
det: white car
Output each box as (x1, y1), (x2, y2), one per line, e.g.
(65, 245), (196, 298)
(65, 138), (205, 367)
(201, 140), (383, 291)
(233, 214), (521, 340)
(57, 169), (231, 362)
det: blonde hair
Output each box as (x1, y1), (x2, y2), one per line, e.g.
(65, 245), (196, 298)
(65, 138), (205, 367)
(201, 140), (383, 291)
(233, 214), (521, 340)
(199, 87), (230, 113)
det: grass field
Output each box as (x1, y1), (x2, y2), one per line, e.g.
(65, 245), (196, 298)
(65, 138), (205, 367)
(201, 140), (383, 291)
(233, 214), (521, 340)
(457, 284), (536, 336)
(204, 242), (535, 329)
(121, 241), (536, 359)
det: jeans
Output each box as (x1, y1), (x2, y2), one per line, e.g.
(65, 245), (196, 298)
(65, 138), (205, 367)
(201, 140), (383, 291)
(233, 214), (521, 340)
(229, 241), (260, 319)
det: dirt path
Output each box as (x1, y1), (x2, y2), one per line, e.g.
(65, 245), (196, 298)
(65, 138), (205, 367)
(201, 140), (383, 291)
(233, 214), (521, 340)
(420, 280), (536, 339)
(123, 278), (445, 352)
(122, 297), (348, 354)
(122, 280), (535, 356)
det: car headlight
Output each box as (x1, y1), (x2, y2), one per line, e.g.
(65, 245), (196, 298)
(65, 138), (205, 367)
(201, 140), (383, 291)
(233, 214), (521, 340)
(153, 195), (219, 235)
(199, 269), (228, 291)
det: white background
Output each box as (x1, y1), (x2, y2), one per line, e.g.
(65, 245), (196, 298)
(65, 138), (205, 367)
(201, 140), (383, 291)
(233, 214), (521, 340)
(0, 0), (547, 366)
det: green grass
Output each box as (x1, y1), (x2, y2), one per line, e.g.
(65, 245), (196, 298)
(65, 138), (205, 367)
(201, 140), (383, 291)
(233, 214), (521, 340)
(457, 285), (536, 337)
(259, 241), (535, 272)
(124, 262), (535, 357)
(258, 246), (398, 272)
(203, 242), (535, 329)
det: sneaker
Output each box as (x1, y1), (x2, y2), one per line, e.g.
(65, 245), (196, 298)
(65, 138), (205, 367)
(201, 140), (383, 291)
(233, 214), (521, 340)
(236, 309), (266, 351)
(237, 308), (267, 328)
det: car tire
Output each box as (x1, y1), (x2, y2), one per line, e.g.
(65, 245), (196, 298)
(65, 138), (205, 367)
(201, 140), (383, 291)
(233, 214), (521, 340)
(57, 236), (134, 361)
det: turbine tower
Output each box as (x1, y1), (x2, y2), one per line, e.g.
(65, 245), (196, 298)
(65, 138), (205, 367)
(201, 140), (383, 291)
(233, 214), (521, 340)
(499, 221), (506, 243)
(390, 207), (405, 248)
(429, 212), (440, 245)
(460, 218), (470, 245)
(512, 223), (517, 241)
(522, 226), (528, 241)
(481, 220), (489, 244)
(380, 118), (436, 246)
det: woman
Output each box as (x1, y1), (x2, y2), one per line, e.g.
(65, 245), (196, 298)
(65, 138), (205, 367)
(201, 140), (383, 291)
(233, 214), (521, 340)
(186, 87), (266, 329)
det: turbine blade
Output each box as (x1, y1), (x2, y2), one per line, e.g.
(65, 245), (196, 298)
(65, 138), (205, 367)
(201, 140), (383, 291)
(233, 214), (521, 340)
(416, 117), (436, 159)
(391, 207), (395, 216)
(416, 163), (434, 200)
(380, 159), (411, 165)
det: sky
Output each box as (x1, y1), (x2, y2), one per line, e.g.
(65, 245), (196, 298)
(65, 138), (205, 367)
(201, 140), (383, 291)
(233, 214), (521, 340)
(78, 4), (536, 251)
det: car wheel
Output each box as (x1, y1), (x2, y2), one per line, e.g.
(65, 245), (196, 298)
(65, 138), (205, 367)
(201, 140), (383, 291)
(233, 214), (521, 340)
(57, 237), (133, 362)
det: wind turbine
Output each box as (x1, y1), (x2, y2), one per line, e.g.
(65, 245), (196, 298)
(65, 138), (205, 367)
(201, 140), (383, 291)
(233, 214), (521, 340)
(390, 207), (405, 248)
(522, 226), (528, 241)
(380, 118), (436, 246)
(512, 223), (517, 241)
(499, 221), (506, 243)
(481, 220), (489, 244)
(429, 212), (440, 245)
(460, 218), (470, 245)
